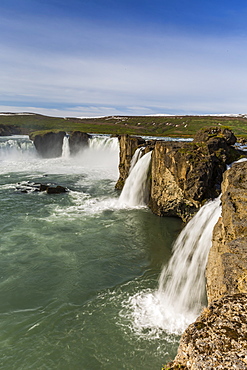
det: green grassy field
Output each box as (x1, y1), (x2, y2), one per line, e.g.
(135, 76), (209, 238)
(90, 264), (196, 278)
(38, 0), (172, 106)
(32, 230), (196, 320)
(1, 113), (247, 138)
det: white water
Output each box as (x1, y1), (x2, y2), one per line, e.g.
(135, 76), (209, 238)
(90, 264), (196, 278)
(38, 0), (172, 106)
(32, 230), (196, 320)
(61, 135), (70, 158)
(89, 135), (119, 151)
(119, 151), (152, 207)
(129, 147), (144, 173)
(125, 196), (221, 335)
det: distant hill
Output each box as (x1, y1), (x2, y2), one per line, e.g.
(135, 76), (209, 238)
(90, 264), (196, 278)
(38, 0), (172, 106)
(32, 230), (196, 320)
(0, 112), (247, 138)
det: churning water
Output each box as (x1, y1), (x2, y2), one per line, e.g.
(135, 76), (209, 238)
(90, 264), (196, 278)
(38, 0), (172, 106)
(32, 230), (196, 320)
(0, 135), (221, 369)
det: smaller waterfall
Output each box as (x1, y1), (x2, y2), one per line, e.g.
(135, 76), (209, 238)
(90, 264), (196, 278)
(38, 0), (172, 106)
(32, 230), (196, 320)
(129, 147), (145, 173)
(119, 151), (152, 207)
(62, 135), (70, 158)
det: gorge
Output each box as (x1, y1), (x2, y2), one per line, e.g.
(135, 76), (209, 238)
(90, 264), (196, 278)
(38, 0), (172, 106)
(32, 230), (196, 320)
(0, 127), (246, 369)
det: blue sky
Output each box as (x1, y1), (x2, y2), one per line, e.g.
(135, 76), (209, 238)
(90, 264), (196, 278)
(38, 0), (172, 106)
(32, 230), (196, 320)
(1, 0), (247, 117)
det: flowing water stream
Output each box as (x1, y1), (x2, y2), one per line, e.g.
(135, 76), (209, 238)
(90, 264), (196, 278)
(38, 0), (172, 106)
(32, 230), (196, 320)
(0, 135), (221, 369)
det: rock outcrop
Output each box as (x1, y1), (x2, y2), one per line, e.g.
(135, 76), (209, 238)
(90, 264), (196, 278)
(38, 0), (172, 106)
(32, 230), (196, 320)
(150, 128), (244, 221)
(164, 160), (247, 369)
(68, 131), (90, 155)
(31, 131), (66, 158)
(164, 293), (247, 370)
(116, 128), (243, 221)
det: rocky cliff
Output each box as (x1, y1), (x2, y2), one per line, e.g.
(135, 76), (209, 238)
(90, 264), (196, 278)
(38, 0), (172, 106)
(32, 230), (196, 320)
(164, 160), (247, 370)
(116, 128), (242, 221)
(206, 160), (247, 303)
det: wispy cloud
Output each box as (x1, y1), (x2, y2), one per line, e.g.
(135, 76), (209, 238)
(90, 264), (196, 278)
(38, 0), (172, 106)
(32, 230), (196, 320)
(1, 8), (247, 117)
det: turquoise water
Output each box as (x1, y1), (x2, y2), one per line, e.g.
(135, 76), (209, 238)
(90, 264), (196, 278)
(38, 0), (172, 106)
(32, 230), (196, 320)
(0, 136), (182, 370)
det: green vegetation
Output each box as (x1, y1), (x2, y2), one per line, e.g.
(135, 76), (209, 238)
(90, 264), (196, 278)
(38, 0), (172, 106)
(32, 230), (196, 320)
(1, 113), (247, 138)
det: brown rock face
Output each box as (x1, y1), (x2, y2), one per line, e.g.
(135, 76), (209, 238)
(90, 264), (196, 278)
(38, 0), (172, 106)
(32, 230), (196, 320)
(32, 131), (66, 158)
(68, 131), (90, 155)
(206, 160), (247, 303)
(116, 128), (242, 221)
(149, 130), (241, 221)
(166, 293), (247, 370)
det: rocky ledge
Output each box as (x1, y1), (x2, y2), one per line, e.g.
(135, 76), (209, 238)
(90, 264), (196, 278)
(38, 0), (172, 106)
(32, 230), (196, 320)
(164, 160), (247, 369)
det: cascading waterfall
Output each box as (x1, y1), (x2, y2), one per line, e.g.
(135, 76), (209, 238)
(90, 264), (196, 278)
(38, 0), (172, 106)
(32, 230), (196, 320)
(127, 196), (222, 335)
(62, 135), (70, 158)
(119, 151), (152, 207)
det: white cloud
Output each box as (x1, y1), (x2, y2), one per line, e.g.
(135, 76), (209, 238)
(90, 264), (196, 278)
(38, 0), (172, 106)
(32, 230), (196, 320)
(1, 21), (247, 116)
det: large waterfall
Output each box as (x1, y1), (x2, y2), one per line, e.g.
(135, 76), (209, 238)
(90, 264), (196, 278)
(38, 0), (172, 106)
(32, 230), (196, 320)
(126, 196), (221, 335)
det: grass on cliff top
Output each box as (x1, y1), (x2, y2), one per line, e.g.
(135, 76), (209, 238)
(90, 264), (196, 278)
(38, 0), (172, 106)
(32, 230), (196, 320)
(1, 113), (247, 138)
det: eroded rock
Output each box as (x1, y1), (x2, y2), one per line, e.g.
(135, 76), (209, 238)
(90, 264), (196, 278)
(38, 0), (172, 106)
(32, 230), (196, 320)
(165, 294), (247, 370)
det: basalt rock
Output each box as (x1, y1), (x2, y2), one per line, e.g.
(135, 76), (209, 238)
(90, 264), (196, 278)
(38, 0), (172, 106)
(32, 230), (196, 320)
(16, 181), (68, 194)
(149, 128), (242, 221)
(68, 131), (90, 155)
(31, 131), (66, 158)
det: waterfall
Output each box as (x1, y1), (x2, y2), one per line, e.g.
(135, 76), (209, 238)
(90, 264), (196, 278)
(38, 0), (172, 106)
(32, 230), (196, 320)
(119, 151), (152, 207)
(157, 196), (222, 315)
(62, 135), (70, 158)
(0, 135), (36, 159)
(129, 147), (145, 173)
(89, 135), (119, 152)
(126, 196), (222, 335)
